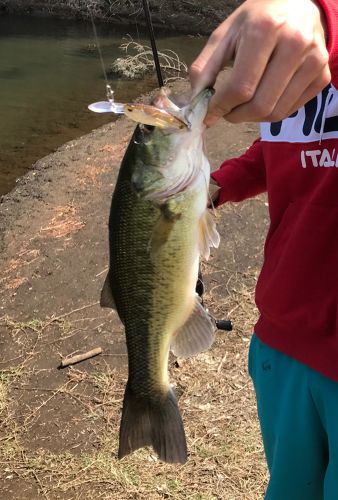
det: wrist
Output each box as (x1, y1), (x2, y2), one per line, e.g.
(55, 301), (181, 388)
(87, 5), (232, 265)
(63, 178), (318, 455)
(312, 0), (328, 44)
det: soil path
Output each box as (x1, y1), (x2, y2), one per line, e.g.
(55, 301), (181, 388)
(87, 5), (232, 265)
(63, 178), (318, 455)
(0, 81), (269, 499)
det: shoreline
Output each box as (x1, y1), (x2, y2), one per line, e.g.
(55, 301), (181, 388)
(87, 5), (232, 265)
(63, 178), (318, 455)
(0, 78), (262, 314)
(0, 0), (243, 35)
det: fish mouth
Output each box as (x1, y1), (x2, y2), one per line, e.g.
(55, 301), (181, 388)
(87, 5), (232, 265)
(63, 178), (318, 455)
(189, 87), (215, 106)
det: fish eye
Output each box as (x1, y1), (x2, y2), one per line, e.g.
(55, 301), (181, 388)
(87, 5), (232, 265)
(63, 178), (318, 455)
(143, 125), (154, 134)
(127, 107), (133, 112)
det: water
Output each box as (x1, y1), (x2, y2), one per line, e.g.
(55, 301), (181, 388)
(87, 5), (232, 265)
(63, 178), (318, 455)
(0, 15), (205, 196)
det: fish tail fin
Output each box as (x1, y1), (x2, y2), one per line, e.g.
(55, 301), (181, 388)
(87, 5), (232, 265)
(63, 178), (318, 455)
(118, 382), (187, 464)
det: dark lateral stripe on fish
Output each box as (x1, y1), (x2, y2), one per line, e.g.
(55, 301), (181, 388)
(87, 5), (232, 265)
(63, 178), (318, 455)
(118, 383), (187, 464)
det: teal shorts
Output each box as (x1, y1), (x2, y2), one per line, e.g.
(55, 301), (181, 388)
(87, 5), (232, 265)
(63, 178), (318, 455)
(249, 333), (338, 500)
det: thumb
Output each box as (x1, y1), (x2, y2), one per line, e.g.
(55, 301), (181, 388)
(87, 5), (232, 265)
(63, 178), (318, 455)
(189, 26), (234, 97)
(204, 91), (234, 127)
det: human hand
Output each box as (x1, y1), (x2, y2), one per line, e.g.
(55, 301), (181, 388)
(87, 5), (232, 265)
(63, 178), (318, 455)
(190, 0), (330, 126)
(208, 178), (220, 207)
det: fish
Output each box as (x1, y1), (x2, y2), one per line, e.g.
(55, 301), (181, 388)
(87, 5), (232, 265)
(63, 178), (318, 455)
(100, 88), (220, 464)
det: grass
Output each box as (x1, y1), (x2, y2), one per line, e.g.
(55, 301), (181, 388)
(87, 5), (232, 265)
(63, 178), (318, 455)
(0, 225), (268, 499)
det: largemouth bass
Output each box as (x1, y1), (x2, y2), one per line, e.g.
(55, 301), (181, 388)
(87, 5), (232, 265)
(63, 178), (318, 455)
(101, 88), (220, 464)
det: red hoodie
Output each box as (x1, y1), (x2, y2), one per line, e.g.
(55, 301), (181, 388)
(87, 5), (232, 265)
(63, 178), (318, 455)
(212, 0), (338, 381)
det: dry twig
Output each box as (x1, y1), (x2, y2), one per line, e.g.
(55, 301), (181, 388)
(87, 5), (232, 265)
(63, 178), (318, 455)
(60, 347), (103, 368)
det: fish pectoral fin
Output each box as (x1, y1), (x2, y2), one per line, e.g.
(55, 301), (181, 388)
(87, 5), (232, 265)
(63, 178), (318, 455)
(100, 273), (116, 310)
(170, 295), (216, 358)
(198, 210), (220, 260)
(149, 203), (181, 258)
(149, 216), (174, 259)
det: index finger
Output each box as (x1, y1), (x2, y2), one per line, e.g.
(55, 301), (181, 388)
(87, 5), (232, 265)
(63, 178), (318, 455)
(205, 20), (278, 125)
(189, 27), (235, 96)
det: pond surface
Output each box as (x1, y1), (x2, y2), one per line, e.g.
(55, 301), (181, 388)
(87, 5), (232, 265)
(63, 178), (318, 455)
(0, 15), (205, 195)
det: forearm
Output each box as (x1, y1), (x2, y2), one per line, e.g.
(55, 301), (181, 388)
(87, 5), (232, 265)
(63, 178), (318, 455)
(211, 140), (266, 206)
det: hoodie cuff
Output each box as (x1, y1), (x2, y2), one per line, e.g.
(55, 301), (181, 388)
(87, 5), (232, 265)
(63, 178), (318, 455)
(210, 170), (231, 206)
(317, 0), (338, 87)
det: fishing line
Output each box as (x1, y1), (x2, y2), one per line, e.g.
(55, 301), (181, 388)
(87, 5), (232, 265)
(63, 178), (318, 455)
(88, 8), (114, 102)
(88, 2), (163, 105)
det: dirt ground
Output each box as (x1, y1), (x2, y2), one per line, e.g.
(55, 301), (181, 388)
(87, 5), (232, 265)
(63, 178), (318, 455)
(0, 80), (269, 499)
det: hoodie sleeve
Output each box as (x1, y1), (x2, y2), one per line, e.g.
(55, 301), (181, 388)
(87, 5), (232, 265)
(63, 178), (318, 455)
(211, 139), (266, 206)
(317, 0), (338, 87)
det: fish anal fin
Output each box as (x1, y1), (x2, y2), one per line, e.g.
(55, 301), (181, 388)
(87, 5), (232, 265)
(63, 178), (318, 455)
(170, 295), (216, 358)
(199, 210), (220, 260)
(118, 383), (187, 464)
(100, 274), (116, 309)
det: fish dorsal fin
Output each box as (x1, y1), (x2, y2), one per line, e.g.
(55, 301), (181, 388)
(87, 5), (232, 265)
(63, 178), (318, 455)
(100, 273), (116, 310)
(170, 295), (216, 358)
(199, 210), (220, 261)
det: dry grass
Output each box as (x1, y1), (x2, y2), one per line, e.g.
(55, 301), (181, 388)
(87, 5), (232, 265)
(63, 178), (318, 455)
(0, 205), (85, 294)
(39, 204), (85, 239)
(0, 247), (41, 292)
(78, 165), (104, 188)
(3, 276), (28, 291)
(111, 37), (188, 82)
(0, 266), (268, 499)
(99, 143), (127, 160)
